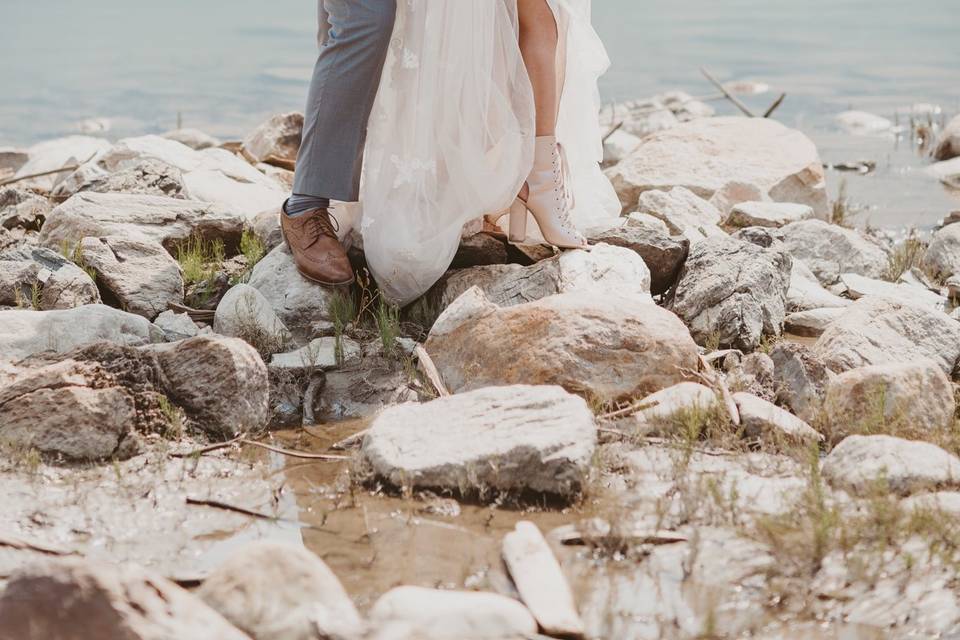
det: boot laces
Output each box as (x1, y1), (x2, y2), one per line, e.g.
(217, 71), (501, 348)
(552, 144), (578, 233)
(306, 210), (340, 247)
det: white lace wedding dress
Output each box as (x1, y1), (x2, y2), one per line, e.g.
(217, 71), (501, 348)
(355, 0), (620, 305)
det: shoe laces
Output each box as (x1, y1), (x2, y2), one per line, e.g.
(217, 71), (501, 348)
(552, 144), (579, 234)
(305, 210), (340, 247)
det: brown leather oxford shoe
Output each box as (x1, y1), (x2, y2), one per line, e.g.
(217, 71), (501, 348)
(279, 207), (355, 286)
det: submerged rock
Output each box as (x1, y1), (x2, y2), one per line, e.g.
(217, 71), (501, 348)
(197, 541), (362, 640)
(0, 304), (161, 362)
(823, 360), (955, 436)
(361, 385), (596, 497)
(812, 296), (960, 375)
(80, 236), (184, 320)
(0, 558), (248, 640)
(606, 117), (829, 217)
(779, 219), (889, 285)
(502, 521), (585, 638)
(823, 435), (960, 496)
(934, 113), (960, 161)
(369, 586), (537, 640)
(669, 235), (792, 351)
(424, 288), (698, 404)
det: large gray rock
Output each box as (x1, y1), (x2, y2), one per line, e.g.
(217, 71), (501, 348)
(197, 541), (362, 640)
(780, 219), (889, 285)
(91, 135), (285, 216)
(153, 310), (200, 342)
(213, 284), (291, 354)
(38, 192), (245, 253)
(769, 342), (833, 423)
(0, 245), (101, 310)
(607, 117), (829, 217)
(410, 244), (651, 328)
(630, 382), (718, 434)
(246, 243), (340, 342)
(934, 114), (960, 161)
(0, 558), (248, 640)
(56, 157), (186, 200)
(0, 360), (141, 461)
(587, 223), (689, 295)
(241, 112), (303, 165)
(823, 435), (960, 496)
(424, 288), (699, 404)
(634, 187), (726, 243)
(369, 586), (537, 640)
(922, 222), (960, 278)
(0, 304), (161, 363)
(362, 385), (596, 497)
(80, 236), (184, 320)
(146, 335), (269, 438)
(669, 235), (792, 350)
(812, 296), (960, 375)
(824, 360), (955, 435)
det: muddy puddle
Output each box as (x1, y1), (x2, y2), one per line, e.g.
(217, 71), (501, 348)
(0, 418), (890, 639)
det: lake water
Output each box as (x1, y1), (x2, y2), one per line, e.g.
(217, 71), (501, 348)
(2, 0), (959, 228)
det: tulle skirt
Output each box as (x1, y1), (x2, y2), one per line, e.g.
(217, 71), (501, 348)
(357, 0), (619, 305)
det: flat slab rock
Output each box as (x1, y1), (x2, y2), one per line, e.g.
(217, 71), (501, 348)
(822, 435), (960, 496)
(812, 296), (960, 375)
(361, 385), (596, 498)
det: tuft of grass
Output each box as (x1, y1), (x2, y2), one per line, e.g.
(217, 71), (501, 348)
(157, 396), (185, 439)
(2, 441), (43, 475)
(703, 331), (722, 353)
(177, 235), (225, 285)
(231, 291), (288, 359)
(831, 179), (852, 227)
(59, 239), (98, 282)
(329, 291), (357, 366)
(375, 298), (401, 358)
(232, 229), (266, 284)
(884, 232), (927, 282)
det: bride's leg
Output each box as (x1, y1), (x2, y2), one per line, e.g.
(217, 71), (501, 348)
(517, 0), (559, 137)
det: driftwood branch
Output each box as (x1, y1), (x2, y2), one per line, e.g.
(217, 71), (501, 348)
(700, 67), (756, 117)
(601, 121), (624, 143)
(169, 436), (348, 461)
(330, 428), (369, 451)
(598, 400), (659, 422)
(0, 164), (80, 187)
(415, 345), (449, 397)
(763, 93), (787, 118)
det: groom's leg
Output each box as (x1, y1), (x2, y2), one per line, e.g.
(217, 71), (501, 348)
(293, 0), (397, 203)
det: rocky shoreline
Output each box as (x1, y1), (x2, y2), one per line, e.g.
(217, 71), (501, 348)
(2, 102), (960, 639)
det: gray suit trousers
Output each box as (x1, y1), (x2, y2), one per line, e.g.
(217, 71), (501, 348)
(293, 0), (397, 202)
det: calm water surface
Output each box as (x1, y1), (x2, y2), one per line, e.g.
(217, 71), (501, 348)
(2, 0), (959, 227)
